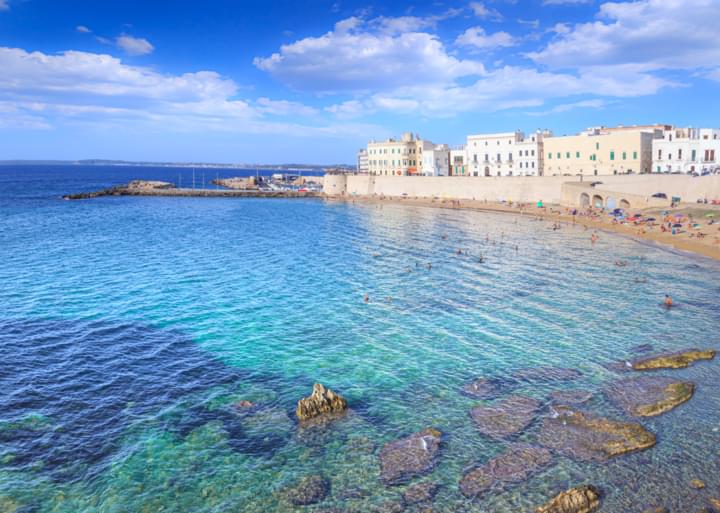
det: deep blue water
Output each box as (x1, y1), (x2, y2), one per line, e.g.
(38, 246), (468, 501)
(1, 165), (719, 513)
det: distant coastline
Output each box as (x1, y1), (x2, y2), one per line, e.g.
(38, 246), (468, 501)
(0, 159), (353, 172)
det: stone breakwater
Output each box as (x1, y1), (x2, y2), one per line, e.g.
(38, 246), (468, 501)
(62, 180), (322, 200)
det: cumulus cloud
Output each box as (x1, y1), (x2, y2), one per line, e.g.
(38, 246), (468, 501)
(526, 98), (607, 116)
(256, 97), (318, 116)
(0, 0), (9, 11)
(253, 17), (485, 93)
(455, 27), (517, 50)
(469, 2), (503, 21)
(76, 25), (92, 33)
(116, 34), (154, 56)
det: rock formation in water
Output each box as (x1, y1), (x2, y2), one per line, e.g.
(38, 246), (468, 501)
(607, 376), (694, 417)
(535, 485), (600, 513)
(469, 395), (541, 439)
(402, 481), (438, 504)
(296, 383), (348, 421)
(280, 475), (329, 505)
(461, 377), (500, 399)
(459, 444), (552, 498)
(379, 428), (442, 485)
(631, 349), (716, 370)
(550, 390), (593, 405)
(537, 406), (655, 461)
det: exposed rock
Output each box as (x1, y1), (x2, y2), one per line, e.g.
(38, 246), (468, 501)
(642, 507), (667, 513)
(631, 349), (716, 370)
(234, 400), (254, 409)
(535, 485), (601, 513)
(470, 395), (541, 439)
(403, 482), (438, 504)
(550, 390), (593, 405)
(690, 479), (706, 489)
(459, 444), (552, 498)
(126, 180), (174, 190)
(537, 407), (656, 461)
(607, 376), (695, 417)
(370, 501), (405, 513)
(461, 378), (500, 399)
(379, 428), (442, 486)
(281, 475), (329, 506)
(710, 498), (720, 509)
(512, 366), (583, 384)
(296, 383), (348, 421)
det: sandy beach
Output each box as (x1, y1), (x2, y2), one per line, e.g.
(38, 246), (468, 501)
(330, 194), (720, 262)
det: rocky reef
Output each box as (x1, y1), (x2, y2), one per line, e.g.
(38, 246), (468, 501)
(631, 349), (716, 370)
(535, 485), (601, 513)
(296, 383), (348, 421)
(537, 407), (656, 461)
(470, 395), (541, 439)
(280, 475), (329, 506)
(461, 378), (500, 399)
(459, 444), (552, 498)
(379, 428), (442, 486)
(608, 376), (694, 417)
(550, 390), (593, 405)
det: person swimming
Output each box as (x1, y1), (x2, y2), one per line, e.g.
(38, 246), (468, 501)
(664, 294), (673, 307)
(363, 293), (369, 303)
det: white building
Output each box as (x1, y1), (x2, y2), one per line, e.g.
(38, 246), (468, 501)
(465, 130), (547, 177)
(653, 127), (720, 174)
(450, 146), (466, 176)
(421, 144), (450, 176)
(356, 148), (368, 174)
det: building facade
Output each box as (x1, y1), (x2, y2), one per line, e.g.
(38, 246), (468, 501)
(450, 146), (467, 176)
(367, 132), (438, 176)
(653, 127), (720, 174)
(356, 148), (368, 174)
(421, 144), (450, 176)
(543, 126), (661, 177)
(464, 130), (547, 177)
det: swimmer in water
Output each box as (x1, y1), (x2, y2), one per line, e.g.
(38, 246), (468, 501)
(427, 262), (432, 270)
(364, 293), (369, 303)
(664, 294), (673, 307)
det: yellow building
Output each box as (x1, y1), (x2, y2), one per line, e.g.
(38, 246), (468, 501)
(367, 132), (435, 176)
(543, 126), (665, 177)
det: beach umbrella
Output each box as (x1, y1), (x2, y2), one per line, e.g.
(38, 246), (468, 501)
(645, 217), (656, 222)
(674, 213), (684, 218)
(672, 223), (683, 228)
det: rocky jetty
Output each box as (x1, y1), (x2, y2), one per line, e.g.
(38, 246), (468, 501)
(296, 383), (348, 421)
(461, 377), (500, 399)
(126, 180), (174, 190)
(470, 395), (541, 439)
(535, 485), (600, 513)
(280, 475), (329, 505)
(379, 428), (442, 485)
(631, 349), (716, 370)
(537, 407), (655, 461)
(459, 444), (552, 498)
(212, 176), (258, 190)
(608, 376), (694, 417)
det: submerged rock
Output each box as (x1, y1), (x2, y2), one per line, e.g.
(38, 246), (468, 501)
(459, 444), (552, 498)
(512, 366), (583, 384)
(537, 407), (655, 461)
(470, 395), (541, 439)
(690, 479), (706, 490)
(550, 390), (593, 405)
(281, 475), (329, 505)
(461, 378), (500, 399)
(296, 383), (348, 421)
(379, 428), (442, 486)
(607, 376), (694, 417)
(403, 481), (438, 504)
(631, 349), (716, 371)
(535, 485), (600, 513)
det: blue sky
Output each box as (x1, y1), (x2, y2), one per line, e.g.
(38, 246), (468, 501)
(0, 0), (719, 164)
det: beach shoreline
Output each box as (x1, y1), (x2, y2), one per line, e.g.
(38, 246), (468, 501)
(328, 194), (720, 262)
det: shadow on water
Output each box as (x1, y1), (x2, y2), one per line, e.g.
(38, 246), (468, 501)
(0, 318), (291, 480)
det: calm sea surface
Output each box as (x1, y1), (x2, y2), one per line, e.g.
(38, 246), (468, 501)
(1, 165), (719, 512)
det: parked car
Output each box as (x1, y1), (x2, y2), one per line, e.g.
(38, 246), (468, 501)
(651, 193), (668, 199)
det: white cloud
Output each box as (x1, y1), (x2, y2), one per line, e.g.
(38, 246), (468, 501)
(324, 99), (366, 118)
(0, 0), (8, 11)
(469, 2), (503, 21)
(530, 0), (720, 71)
(527, 98), (607, 115)
(116, 35), (154, 56)
(76, 25), (92, 33)
(256, 97), (318, 116)
(543, 0), (594, 4)
(456, 27), (517, 50)
(517, 19), (540, 28)
(253, 17), (485, 93)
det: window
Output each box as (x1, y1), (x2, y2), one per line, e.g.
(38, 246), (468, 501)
(576, 152), (580, 158)
(596, 142), (600, 150)
(532, 162), (535, 168)
(497, 153), (501, 162)
(691, 149), (696, 161)
(678, 149), (682, 159)
(484, 154), (489, 162)
(633, 151), (638, 160)
(658, 149), (662, 159)
(508, 153), (513, 161)
(548, 153), (552, 159)
(566, 152), (570, 158)
(610, 151), (615, 161)
(531, 150), (535, 156)
(622, 152), (627, 160)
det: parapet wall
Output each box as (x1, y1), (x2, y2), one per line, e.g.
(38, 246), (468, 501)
(326, 174), (720, 206)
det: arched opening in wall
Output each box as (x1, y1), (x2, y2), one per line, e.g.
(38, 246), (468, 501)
(484, 167), (490, 176)
(620, 199), (630, 209)
(606, 197), (617, 210)
(580, 193), (590, 207)
(592, 194), (604, 209)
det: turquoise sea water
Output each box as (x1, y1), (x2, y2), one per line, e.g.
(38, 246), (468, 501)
(1, 166), (719, 512)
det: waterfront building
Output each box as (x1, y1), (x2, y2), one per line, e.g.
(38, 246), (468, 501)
(367, 132), (437, 176)
(653, 127), (720, 174)
(464, 130), (548, 177)
(357, 148), (369, 174)
(450, 146), (467, 176)
(543, 125), (665, 177)
(421, 144), (450, 176)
